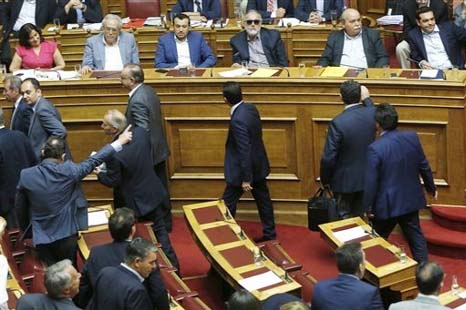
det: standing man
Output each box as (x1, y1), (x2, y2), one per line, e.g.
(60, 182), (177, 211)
(54, 0), (103, 25)
(320, 81), (376, 218)
(0, 107), (36, 228)
(15, 128), (132, 266)
(122, 64), (173, 233)
(222, 81), (276, 243)
(246, 0), (295, 20)
(3, 75), (32, 135)
(20, 78), (68, 161)
(364, 104), (436, 263)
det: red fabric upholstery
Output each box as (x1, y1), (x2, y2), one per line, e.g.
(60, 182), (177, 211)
(290, 270), (316, 303)
(126, 0), (160, 18)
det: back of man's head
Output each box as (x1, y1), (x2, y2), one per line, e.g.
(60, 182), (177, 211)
(109, 208), (136, 242)
(375, 103), (398, 131)
(42, 136), (66, 160)
(340, 80), (361, 105)
(227, 289), (261, 310)
(335, 242), (364, 275)
(124, 237), (157, 265)
(223, 81), (243, 105)
(104, 109), (127, 132)
(124, 63), (144, 83)
(416, 261), (444, 295)
(45, 259), (74, 299)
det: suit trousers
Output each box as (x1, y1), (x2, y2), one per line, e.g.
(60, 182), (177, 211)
(334, 191), (364, 219)
(36, 234), (78, 267)
(154, 161), (172, 233)
(222, 179), (276, 239)
(373, 210), (428, 263)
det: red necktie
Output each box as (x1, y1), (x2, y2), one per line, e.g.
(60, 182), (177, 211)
(267, 0), (274, 12)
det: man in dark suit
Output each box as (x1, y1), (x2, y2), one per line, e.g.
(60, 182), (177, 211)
(17, 259), (81, 310)
(2, 0), (56, 36)
(262, 293), (307, 310)
(0, 107), (36, 228)
(171, 0), (221, 21)
(222, 81), (276, 243)
(3, 75), (32, 135)
(320, 81), (376, 218)
(15, 128), (132, 266)
(246, 0), (295, 20)
(311, 243), (383, 310)
(76, 208), (168, 309)
(230, 10), (288, 68)
(295, 0), (344, 23)
(154, 14), (216, 68)
(407, 7), (466, 70)
(122, 64), (173, 232)
(397, 0), (448, 68)
(317, 8), (389, 68)
(96, 110), (179, 270)
(20, 78), (68, 161)
(88, 238), (157, 310)
(364, 104), (436, 263)
(54, 0), (103, 25)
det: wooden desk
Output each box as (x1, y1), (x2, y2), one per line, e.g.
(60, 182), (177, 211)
(439, 287), (466, 308)
(183, 200), (301, 301)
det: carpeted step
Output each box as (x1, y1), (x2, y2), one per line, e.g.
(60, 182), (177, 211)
(431, 205), (466, 232)
(421, 220), (466, 259)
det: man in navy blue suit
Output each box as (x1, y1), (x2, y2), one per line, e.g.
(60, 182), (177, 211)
(222, 81), (276, 243)
(3, 75), (32, 135)
(364, 104), (436, 263)
(295, 0), (343, 23)
(76, 208), (168, 309)
(311, 242), (383, 310)
(407, 6), (466, 70)
(246, 0), (295, 20)
(155, 13), (216, 68)
(320, 81), (376, 218)
(171, 0), (221, 21)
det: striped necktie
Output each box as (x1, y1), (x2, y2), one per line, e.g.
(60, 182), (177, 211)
(267, 0), (274, 12)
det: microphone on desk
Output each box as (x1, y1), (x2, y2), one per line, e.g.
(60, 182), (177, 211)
(339, 63), (368, 78)
(280, 67), (290, 77)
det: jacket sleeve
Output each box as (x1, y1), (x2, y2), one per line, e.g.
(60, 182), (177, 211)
(369, 288), (384, 310)
(69, 144), (115, 182)
(82, 38), (95, 68)
(406, 30), (424, 65)
(154, 37), (177, 68)
(415, 134), (436, 195)
(230, 37), (243, 65)
(15, 177), (30, 232)
(362, 146), (380, 213)
(371, 31), (389, 67)
(320, 120), (342, 186)
(97, 155), (122, 188)
(37, 107), (67, 139)
(146, 271), (169, 310)
(273, 33), (289, 67)
(129, 35), (140, 64)
(199, 36), (216, 67)
(231, 118), (253, 183)
(317, 32), (336, 67)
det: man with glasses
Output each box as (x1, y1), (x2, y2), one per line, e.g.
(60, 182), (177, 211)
(230, 10), (288, 67)
(81, 14), (139, 74)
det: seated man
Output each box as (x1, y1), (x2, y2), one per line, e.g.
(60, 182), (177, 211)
(407, 6), (466, 70)
(75, 208), (168, 309)
(311, 243), (383, 310)
(246, 0), (295, 20)
(389, 261), (447, 310)
(295, 0), (344, 23)
(81, 14), (139, 74)
(230, 10), (288, 67)
(17, 259), (81, 310)
(54, 0), (103, 25)
(317, 8), (389, 68)
(155, 13), (216, 68)
(2, 0), (56, 36)
(171, 0), (221, 21)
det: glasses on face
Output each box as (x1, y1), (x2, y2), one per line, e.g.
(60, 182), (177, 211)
(246, 19), (261, 25)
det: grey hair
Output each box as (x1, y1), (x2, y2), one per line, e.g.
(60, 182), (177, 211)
(105, 109), (127, 131)
(45, 259), (73, 298)
(124, 237), (157, 264)
(244, 10), (262, 22)
(4, 75), (22, 91)
(102, 14), (123, 30)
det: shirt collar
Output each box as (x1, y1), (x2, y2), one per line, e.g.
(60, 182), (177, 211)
(422, 25), (440, 35)
(174, 33), (189, 43)
(344, 103), (361, 110)
(128, 83), (143, 97)
(120, 263), (144, 282)
(417, 293), (439, 301)
(344, 29), (363, 40)
(230, 100), (243, 115)
(339, 273), (361, 280)
(247, 31), (261, 42)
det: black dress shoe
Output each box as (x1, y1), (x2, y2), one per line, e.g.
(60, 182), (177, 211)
(253, 235), (275, 243)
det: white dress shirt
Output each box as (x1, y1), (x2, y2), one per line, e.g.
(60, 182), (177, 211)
(13, 0), (36, 31)
(422, 25), (453, 69)
(340, 30), (368, 69)
(103, 36), (124, 71)
(175, 34), (192, 68)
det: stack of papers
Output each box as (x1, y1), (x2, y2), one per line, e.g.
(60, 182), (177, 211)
(144, 17), (162, 27)
(377, 15), (403, 25)
(238, 271), (282, 291)
(88, 210), (109, 227)
(218, 68), (250, 77)
(333, 226), (369, 243)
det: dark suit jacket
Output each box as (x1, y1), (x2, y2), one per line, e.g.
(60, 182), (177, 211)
(320, 101), (376, 193)
(11, 98), (32, 135)
(125, 83), (170, 165)
(2, 0), (57, 36)
(230, 28), (288, 67)
(246, 0), (295, 19)
(77, 240), (168, 310)
(407, 22), (466, 69)
(98, 127), (167, 217)
(28, 96), (67, 161)
(15, 144), (115, 246)
(295, 0), (343, 21)
(401, 0), (448, 37)
(311, 274), (383, 310)
(17, 293), (80, 310)
(317, 28), (389, 68)
(171, 0), (221, 20)
(224, 102), (270, 187)
(363, 130), (436, 220)
(54, 0), (103, 24)
(0, 128), (36, 217)
(89, 265), (153, 310)
(155, 31), (216, 68)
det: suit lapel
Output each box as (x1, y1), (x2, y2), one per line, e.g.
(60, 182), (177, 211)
(28, 97), (42, 136)
(335, 31), (345, 65)
(187, 33), (196, 65)
(10, 104), (18, 130)
(259, 30), (272, 65)
(415, 29), (428, 61)
(361, 30), (371, 66)
(438, 25), (452, 61)
(169, 35), (179, 64)
(118, 34), (126, 65)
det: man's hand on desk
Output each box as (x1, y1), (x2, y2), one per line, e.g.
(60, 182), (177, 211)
(308, 12), (323, 24)
(276, 8), (286, 18)
(81, 65), (93, 75)
(231, 63), (242, 68)
(419, 60), (433, 70)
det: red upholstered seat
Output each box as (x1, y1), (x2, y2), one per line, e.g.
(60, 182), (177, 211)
(260, 240), (303, 272)
(290, 270), (317, 303)
(160, 268), (198, 300)
(126, 0), (160, 18)
(180, 296), (206, 310)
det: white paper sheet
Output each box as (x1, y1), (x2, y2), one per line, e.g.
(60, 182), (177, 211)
(218, 68), (250, 77)
(455, 302), (466, 310)
(458, 291), (466, 299)
(332, 226), (369, 243)
(376, 15), (403, 25)
(238, 271), (282, 291)
(420, 69), (440, 79)
(88, 210), (109, 227)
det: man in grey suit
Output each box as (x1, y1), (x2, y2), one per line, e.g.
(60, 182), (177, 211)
(15, 128), (132, 266)
(81, 14), (139, 74)
(389, 261), (450, 310)
(17, 259), (81, 310)
(121, 64), (173, 232)
(317, 8), (389, 68)
(3, 75), (31, 135)
(20, 78), (68, 161)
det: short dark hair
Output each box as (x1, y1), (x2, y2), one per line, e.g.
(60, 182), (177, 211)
(124, 237), (157, 264)
(416, 6), (434, 20)
(223, 81), (243, 105)
(18, 23), (44, 48)
(227, 289), (261, 310)
(340, 80), (361, 105)
(42, 136), (66, 160)
(416, 261), (444, 295)
(125, 63), (144, 83)
(335, 242), (363, 275)
(375, 103), (398, 131)
(109, 208), (135, 242)
(22, 77), (41, 90)
(173, 13), (190, 24)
